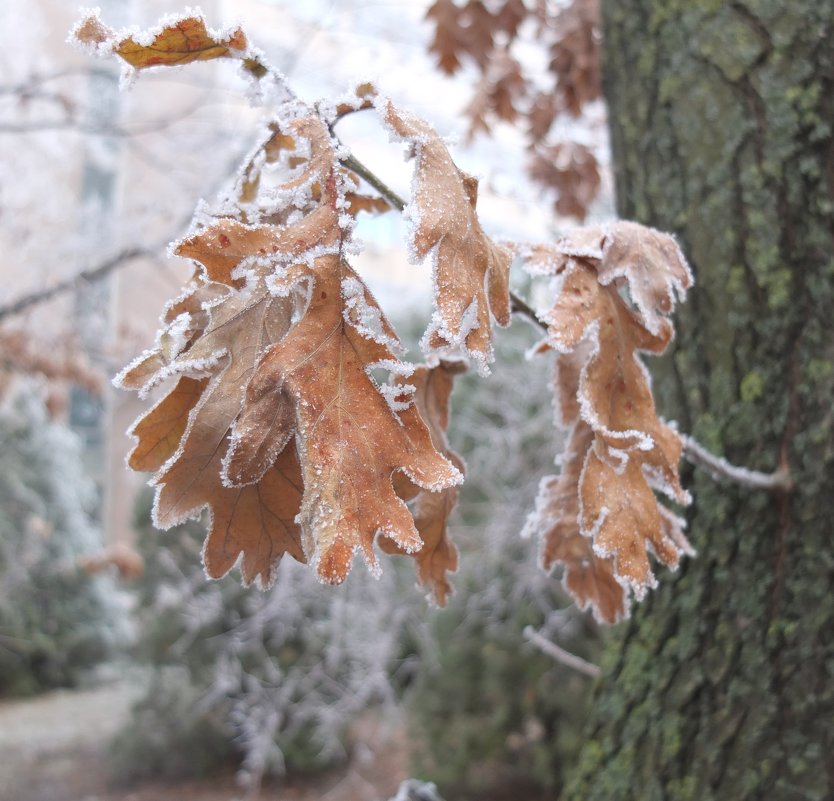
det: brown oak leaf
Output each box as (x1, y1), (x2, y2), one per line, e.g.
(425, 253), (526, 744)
(549, 0), (602, 116)
(124, 278), (304, 588)
(228, 255), (463, 584)
(382, 99), (511, 374)
(380, 360), (467, 605)
(71, 11), (247, 69)
(520, 222), (693, 605)
(115, 278), (225, 396)
(528, 142), (601, 221)
(526, 417), (627, 623)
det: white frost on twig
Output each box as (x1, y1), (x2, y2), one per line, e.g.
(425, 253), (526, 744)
(523, 625), (601, 679)
(681, 434), (792, 491)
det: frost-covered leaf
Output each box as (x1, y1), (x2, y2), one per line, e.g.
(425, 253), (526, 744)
(71, 10), (248, 69)
(233, 255), (462, 584)
(135, 281), (301, 588)
(127, 376), (207, 472)
(526, 419), (627, 624)
(380, 360), (467, 605)
(118, 106), (461, 592)
(334, 82), (378, 118)
(520, 222), (693, 609)
(382, 99), (511, 374)
(115, 278), (224, 395)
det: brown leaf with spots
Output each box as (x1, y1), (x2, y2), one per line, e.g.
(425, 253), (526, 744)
(382, 99), (511, 374)
(229, 256), (462, 584)
(72, 12), (247, 70)
(380, 360), (467, 605)
(519, 222), (693, 608)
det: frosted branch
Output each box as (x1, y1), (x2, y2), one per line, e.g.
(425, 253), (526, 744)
(0, 247), (150, 321)
(523, 625), (601, 678)
(681, 435), (793, 491)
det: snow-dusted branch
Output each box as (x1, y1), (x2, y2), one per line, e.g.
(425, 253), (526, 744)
(0, 247), (150, 321)
(681, 434), (793, 492)
(523, 625), (601, 678)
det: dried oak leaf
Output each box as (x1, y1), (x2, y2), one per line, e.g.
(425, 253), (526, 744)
(72, 11), (247, 69)
(465, 48), (527, 139)
(550, 0), (602, 116)
(228, 255), (463, 584)
(380, 360), (467, 605)
(520, 222), (693, 605)
(124, 278), (305, 588)
(525, 417), (627, 623)
(382, 99), (511, 374)
(425, 0), (499, 74)
(334, 82), (378, 119)
(115, 278), (225, 396)
(528, 142), (601, 221)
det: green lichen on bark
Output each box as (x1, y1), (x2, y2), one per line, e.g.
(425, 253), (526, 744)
(566, 2), (834, 799)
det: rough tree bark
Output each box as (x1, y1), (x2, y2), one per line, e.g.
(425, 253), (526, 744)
(566, 3), (834, 800)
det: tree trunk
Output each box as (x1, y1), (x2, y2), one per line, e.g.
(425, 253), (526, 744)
(566, 3), (834, 799)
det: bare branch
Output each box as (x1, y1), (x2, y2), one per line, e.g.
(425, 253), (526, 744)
(0, 247), (150, 322)
(523, 625), (601, 678)
(681, 434), (793, 492)
(389, 779), (447, 801)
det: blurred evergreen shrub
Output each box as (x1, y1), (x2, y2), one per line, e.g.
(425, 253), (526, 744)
(0, 386), (125, 696)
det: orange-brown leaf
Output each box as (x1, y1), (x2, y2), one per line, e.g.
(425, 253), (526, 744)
(127, 376), (207, 472)
(550, 0), (602, 116)
(383, 100), (511, 373)
(334, 82), (378, 118)
(201, 441), (305, 586)
(519, 222), (692, 608)
(115, 280), (224, 395)
(232, 256), (462, 584)
(344, 191), (390, 217)
(127, 282), (302, 587)
(528, 142), (601, 221)
(72, 12), (248, 70)
(381, 360), (467, 605)
(527, 420), (628, 623)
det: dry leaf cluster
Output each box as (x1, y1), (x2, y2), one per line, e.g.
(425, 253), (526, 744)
(0, 327), (102, 417)
(74, 10), (692, 619)
(426, 0), (603, 219)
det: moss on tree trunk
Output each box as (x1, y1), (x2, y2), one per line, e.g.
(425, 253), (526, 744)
(566, 2), (834, 799)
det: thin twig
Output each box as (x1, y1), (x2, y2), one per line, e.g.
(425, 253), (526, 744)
(523, 625), (601, 678)
(340, 152), (405, 211)
(0, 247), (151, 321)
(389, 779), (447, 801)
(681, 434), (793, 492)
